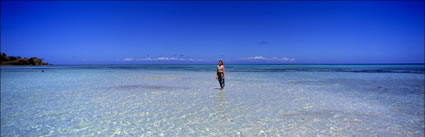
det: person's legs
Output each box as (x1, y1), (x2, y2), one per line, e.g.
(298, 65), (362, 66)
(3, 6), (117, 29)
(219, 73), (225, 88)
(217, 72), (224, 88)
(218, 78), (223, 88)
(222, 78), (225, 88)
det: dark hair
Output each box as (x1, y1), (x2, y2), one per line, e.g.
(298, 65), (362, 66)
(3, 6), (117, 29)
(219, 60), (223, 65)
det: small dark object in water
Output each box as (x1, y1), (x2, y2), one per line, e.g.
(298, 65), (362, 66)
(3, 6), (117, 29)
(41, 70), (44, 72)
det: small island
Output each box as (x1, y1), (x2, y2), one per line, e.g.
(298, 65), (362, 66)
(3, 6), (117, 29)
(1, 52), (50, 66)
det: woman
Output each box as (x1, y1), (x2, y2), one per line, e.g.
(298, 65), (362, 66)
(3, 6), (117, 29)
(216, 60), (225, 89)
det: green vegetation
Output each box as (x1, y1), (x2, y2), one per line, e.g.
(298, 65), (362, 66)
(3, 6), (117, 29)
(1, 52), (49, 65)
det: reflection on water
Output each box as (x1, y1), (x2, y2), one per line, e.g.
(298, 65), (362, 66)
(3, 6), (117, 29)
(216, 90), (228, 132)
(217, 90), (226, 113)
(215, 89), (241, 136)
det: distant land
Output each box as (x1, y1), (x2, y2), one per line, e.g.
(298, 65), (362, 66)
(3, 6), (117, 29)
(1, 52), (50, 66)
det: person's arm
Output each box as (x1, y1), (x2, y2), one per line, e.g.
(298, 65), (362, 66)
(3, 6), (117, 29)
(223, 66), (225, 79)
(216, 66), (218, 79)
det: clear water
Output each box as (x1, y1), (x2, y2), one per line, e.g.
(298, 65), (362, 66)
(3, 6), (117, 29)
(1, 64), (424, 137)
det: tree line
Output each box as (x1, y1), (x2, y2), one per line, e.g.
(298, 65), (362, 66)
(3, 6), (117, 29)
(1, 52), (49, 65)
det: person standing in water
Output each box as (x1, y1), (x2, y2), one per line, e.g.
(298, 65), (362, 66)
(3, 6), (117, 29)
(216, 60), (225, 89)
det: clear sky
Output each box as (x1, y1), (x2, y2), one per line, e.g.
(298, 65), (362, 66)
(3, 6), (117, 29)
(1, 1), (424, 64)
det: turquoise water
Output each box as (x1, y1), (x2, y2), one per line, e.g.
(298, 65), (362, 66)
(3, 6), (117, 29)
(1, 64), (424, 136)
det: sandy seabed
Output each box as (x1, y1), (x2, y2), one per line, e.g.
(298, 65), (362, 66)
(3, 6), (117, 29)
(1, 65), (424, 136)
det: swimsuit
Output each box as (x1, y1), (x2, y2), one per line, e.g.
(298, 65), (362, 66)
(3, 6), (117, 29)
(217, 66), (225, 88)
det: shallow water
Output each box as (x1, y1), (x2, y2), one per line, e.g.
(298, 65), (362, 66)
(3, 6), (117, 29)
(1, 65), (424, 136)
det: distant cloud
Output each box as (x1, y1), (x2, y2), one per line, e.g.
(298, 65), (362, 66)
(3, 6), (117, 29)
(244, 56), (295, 62)
(123, 58), (134, 62)
(143, 57), (184, 61)
(122, 56), (292, 63)
(247, 56), (265, 60)
(122, 57), (201, 62)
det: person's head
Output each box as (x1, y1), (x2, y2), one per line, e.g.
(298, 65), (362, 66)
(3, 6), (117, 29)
(219, 60), (223, 66)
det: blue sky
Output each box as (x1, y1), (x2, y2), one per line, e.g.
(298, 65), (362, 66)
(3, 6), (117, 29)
(1, 1), (424, 64)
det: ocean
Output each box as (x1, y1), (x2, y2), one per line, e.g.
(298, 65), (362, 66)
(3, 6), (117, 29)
(1, 64), (424, 136)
